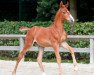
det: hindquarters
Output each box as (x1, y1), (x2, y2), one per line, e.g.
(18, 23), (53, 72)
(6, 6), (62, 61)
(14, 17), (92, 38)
(24, 26), (37, 45)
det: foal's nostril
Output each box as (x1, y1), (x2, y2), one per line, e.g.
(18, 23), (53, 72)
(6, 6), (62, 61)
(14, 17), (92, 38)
(70, 19), (74, 23)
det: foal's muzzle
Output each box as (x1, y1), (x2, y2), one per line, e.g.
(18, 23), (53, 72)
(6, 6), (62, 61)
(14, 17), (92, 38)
(69, 15), (75, 23)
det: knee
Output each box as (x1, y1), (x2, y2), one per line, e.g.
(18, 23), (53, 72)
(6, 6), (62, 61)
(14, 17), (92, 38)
(69, 46), (74, 53)
(37, 57), (42, 63)
(56, 56), (61, 63)
(56, 56), (61, 59)
(56, 54), (61, 59)
(69, 46), (74, 50)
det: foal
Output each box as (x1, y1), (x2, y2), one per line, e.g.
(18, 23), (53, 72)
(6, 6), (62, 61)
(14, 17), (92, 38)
(12, 1), (78, 75)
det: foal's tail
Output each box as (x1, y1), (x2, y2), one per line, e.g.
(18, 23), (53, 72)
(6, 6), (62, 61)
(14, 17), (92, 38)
(19, 26), (30, 32)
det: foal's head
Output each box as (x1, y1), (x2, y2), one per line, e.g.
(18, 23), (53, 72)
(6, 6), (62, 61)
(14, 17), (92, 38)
(59, 1), (74, 23)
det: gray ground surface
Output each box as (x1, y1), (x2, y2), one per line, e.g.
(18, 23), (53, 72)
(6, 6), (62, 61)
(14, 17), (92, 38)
(0, 60), (94, 75)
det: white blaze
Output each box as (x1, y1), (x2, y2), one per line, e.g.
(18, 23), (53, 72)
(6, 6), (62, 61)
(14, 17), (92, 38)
(70, 14), (75, 22)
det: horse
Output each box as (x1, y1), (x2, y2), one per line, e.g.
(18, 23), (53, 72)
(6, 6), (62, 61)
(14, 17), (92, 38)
(12, 1), (78, 75)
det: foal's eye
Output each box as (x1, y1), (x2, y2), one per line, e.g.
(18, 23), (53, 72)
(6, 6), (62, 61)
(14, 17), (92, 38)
(63, 12), (66, 14)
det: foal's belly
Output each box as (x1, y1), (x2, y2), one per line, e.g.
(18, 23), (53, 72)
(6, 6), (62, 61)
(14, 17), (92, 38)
(35, 39), (52, 47)
(34, 36), (52, 47)
(34, 28), (52, 47)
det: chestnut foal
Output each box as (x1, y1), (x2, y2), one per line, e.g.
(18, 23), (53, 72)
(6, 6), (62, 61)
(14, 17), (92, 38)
(12, 1), (78, 75)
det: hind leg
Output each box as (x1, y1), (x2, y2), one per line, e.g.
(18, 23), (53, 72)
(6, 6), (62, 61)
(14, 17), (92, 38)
(12, 36), (33, 75)
(37, 46), (46, 75)
(12, 44), (32, 75)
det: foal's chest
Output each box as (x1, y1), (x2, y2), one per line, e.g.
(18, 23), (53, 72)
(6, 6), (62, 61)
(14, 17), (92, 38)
(60, 32), (67, 42)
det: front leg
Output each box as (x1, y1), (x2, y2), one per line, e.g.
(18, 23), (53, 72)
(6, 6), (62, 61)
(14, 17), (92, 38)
(52, 43), (62, 75)
(61, 42), (78, 71)
(37, 46), (46, 75)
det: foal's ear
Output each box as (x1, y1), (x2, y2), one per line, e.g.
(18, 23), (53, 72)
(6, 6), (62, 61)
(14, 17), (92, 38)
(60, 1), (64, 8)
(65, 1), (69, 8)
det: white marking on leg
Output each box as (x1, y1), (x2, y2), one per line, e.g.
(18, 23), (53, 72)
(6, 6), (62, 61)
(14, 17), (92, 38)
(74, 65), (78, 71)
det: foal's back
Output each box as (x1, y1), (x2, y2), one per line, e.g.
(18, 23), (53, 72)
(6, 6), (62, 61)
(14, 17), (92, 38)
(26, 26), (52, 47)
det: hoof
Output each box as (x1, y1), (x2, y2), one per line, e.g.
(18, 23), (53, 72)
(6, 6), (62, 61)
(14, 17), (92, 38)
(42, 72), (46, 75)
(59, 73), (62, 75)
(74, 65), (78, 71)
(12, 71), (16, 75)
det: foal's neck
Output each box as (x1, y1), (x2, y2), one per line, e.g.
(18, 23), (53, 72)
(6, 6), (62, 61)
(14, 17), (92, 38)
(53, 10), (65, 31)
